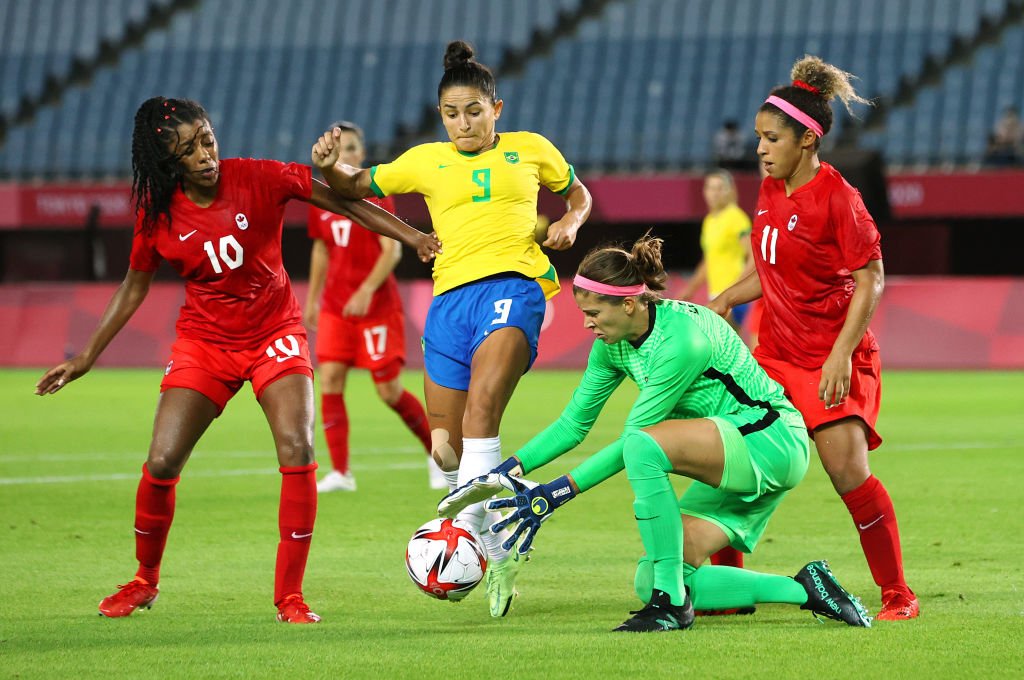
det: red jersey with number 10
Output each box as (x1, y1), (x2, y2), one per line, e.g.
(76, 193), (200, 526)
(752, 162), (882, 368)
(307, 195), (402, 318)
(129, 158), (313, 350)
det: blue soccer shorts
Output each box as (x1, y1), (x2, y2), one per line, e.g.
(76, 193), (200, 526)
(423, 275), (546, 391)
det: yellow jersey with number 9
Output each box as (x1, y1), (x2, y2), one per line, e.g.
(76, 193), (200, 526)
(369, 131), (575, 297)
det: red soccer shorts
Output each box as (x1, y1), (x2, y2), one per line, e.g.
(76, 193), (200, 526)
(315, 309), (406, 383)
(755, 345), (883, 450)
(161, 325), (314, 414)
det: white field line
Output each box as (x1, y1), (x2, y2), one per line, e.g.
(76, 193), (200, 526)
(0, 461), (429, 486)
(1, 441), (1019, 486)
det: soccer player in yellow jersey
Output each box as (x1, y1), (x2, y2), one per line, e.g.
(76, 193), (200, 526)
(681, 170), (754, 339)
(312, 40), (592, 618)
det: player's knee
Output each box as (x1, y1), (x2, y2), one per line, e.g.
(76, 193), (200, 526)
(275, 430), (315, 467)
(431, 429), (460, 472)
(622, 431), (663, 476)
(819, 455), (870, 495)
(145, 448), (186, 479)
(318, 363), (347, 394)
(375, 379), (403, 405)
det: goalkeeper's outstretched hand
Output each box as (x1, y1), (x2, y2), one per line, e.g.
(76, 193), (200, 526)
(435, 457), (525, 518)
(485, 475), (578, 555)
(436, 473), (518, 518)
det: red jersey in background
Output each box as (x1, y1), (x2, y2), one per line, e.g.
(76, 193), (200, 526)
(307, 195), (402, 318)
(752, 162), (882, 368)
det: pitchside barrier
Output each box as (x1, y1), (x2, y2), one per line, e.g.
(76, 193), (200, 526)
(2, 276), (1021, 370)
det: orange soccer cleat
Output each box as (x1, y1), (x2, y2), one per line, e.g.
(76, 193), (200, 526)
(276, 594), (321, 624)
(98, 578), (159, 618)
(876, 590), (920, 621)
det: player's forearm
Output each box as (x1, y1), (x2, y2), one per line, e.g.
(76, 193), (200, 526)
(560, 181), (592, 231)
(718, 268), (762, 308)
(567, 439), (626, 492)
(79, 270), (152, 365)
(336, 199), (427, 252)
(832, 260), (884, 357)
(360, 241), (402, 293)
(515, 418), (589, 474)
(321, 163), (368, 199)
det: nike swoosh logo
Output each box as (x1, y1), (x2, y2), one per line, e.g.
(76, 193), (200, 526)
(757, 209), (768, 216)
(857, 515), (885, 530)
(179, 229), (198, 241)
(438, 164), (451, 169)
(291, 531), (313, 539)
(134, 528), (151, 535)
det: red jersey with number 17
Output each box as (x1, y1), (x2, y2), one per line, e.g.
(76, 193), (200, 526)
(307, 195), (402, 318)
(129, 158), (313, 350)
(752, 162), (882, 369)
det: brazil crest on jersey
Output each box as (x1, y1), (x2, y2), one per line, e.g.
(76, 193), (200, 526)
(368, 131), (574, 298)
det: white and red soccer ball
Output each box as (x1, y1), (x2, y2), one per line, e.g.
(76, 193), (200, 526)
(406, 518), (487, 601)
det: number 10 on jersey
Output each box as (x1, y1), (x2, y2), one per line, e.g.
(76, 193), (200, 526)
(203, 235), (244, 274)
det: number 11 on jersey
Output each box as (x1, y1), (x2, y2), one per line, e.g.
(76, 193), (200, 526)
(760, 225), (778, 265)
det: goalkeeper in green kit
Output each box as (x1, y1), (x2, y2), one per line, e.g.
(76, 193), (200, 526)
(439, 235), (872, 632)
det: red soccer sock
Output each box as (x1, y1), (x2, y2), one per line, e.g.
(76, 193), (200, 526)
(134, 463), (179, 585)
(321, 393), (350, 474)
(389, 390), (432, 454)
(710, 546), (744, 569)
(841, 475), (913, 596)
(275, 463), (318, 605)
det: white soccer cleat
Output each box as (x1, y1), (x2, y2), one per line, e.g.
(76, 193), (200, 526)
(317, 470), (357, 493)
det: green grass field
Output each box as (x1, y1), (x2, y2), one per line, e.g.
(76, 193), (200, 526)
(2, 368), (1023, 679)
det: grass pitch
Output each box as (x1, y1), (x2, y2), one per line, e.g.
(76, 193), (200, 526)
(1, 368), (1022, 679)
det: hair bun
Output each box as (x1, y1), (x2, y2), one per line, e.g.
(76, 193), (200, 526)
(443, 40), (475, 70)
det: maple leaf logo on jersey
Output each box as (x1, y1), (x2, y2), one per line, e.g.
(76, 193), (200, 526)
(235, 213), (249, 230)
(787, 215), (798, 231)
(504, 151), (520, 164)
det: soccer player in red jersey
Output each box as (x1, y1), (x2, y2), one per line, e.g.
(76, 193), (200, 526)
(34, 97), (439, 623)
(710, 56), (919, 621)
(304, 121), (441, 493)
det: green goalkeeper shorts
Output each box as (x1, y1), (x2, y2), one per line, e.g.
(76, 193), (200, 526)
(678, 411), (809, 553)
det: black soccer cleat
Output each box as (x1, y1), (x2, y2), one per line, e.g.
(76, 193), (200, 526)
(794, 560), (872, 627)
(613, 588), (695, 633)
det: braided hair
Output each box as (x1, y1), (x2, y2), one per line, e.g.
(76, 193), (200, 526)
(760, 55), (870, 148)
(437, 40), (496, 103)
(131, 97), (209, 232)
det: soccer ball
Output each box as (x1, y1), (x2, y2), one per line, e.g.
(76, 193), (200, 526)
(405, 518), (487, 601)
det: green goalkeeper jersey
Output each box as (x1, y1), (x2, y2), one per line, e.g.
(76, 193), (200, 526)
(516, 299), (804, 491)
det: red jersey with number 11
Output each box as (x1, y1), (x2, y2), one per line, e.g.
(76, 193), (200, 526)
(129, 158), (312, 350)
(752, 162), (882, 368)
(307, 195), (402, 318)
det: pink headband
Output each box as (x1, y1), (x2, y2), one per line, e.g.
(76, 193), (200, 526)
(765, 95), (824, 137)
(573, 274), (647, 297)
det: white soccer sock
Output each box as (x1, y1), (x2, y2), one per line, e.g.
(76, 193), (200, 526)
(457, 436), (508, 561)
(442, 468), (461, 492)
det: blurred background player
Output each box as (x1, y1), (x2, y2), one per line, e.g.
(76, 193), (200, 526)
(710, 56), (919, 621)
(439, 235), (871, 632)
(681, 169), (754, 344)
(312, 40), (592, 617)
(35, 97), (438, 624)
(304, 120), (444, 493)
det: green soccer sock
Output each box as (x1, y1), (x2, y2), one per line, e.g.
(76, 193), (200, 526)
(683, 563), (809, 609)
(624, 432), (685, 607)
